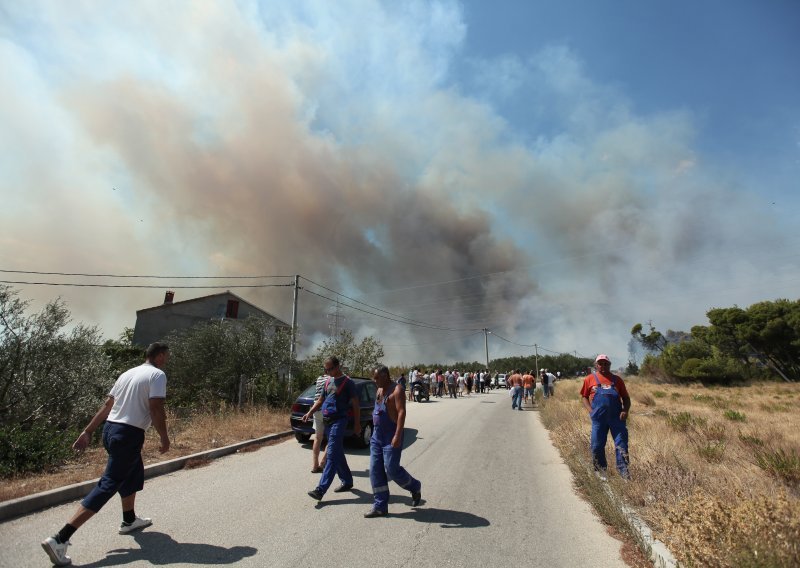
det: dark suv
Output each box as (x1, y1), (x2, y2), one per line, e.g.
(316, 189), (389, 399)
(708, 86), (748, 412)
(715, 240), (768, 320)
(290, 377), (376, 448)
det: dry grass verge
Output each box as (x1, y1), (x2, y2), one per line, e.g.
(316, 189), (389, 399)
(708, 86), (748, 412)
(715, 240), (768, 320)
(541, 379), (800, 568)
(0, 406), (290, 502)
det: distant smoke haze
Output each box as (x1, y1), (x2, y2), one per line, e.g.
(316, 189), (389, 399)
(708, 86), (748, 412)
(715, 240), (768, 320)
(1, 2), (795, 365)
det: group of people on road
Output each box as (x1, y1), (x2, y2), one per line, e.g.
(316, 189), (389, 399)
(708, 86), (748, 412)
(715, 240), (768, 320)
(401, 369), (494, 399)
(41, 344), (631, 567)
(301, 357), (422, 518)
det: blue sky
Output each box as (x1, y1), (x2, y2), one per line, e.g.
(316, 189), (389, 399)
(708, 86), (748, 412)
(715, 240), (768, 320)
(1, 1), (798, 366)
(459, 0), (800, 206)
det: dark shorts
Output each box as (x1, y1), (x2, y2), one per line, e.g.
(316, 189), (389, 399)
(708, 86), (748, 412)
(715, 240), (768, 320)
(81, 421), (145, 512)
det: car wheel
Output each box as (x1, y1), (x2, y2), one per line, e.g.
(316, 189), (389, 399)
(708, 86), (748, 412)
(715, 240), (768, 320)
(359, 423), (373, 448)
(295, 432), (311, 444)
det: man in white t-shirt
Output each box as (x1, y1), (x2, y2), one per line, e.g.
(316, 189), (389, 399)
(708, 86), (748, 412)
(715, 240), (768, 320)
(42, 342), (171, 567)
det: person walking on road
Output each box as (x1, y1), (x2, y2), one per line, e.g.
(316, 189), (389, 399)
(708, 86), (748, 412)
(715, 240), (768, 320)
(41, 342), (171, 567)
(446, 370), (457, 399)
(509, 370), (524, 410)
(310, 374), (329, 473)
(522, 371), (534, 405)
(365, 366), (422, 517)
(304, 356), (361, 501)
(545, 370), (557, 398)
(580, 354), (631, 480)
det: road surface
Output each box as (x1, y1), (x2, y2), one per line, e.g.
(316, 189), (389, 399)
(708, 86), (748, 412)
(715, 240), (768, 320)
(0, 389), (626, 567)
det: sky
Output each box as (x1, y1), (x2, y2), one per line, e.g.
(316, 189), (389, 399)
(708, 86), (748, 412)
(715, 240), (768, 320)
(1, 0), (798, 368)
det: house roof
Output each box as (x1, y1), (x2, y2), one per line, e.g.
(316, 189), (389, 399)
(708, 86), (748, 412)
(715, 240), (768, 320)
(136, 290), (291, 327)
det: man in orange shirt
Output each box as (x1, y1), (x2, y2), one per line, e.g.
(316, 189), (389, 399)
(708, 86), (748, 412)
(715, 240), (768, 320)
(580, 354), (631, 480)
(522, 371), (534, 405)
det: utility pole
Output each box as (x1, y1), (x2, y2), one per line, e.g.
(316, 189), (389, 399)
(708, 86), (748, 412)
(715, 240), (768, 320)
(484, 328), (490, 370)
(534, 343), (540, 377)
(289, 275), (300, 393)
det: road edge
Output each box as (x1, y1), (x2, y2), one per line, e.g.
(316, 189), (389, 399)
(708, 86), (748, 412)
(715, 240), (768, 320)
(599, 480), (680, 568)
(0, 430), (293, 523)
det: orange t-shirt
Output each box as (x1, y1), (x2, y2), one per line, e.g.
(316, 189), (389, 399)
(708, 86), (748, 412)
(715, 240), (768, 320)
(522, 374), (534, 388)
(580, 372), (628, 403)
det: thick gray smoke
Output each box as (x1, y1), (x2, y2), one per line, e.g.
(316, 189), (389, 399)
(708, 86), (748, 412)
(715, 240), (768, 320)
(1, 2), (795, 364)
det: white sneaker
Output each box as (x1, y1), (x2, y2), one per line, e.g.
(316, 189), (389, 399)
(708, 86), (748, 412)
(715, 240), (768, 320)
(41, 536), (72, 566)
(119, 516), (152, 534)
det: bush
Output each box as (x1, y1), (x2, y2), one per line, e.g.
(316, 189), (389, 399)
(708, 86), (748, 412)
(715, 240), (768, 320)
(0, 425), (77, 477)
(724, 409), (747, 422)
(667, 411), (706, 432)
(755, 448), (800, 486)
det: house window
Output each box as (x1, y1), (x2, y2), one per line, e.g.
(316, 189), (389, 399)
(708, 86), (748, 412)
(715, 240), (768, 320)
(226, 300), (239, 319)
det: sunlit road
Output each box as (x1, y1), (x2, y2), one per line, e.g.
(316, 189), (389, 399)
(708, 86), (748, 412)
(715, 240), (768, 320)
(1, 389), (626, 567)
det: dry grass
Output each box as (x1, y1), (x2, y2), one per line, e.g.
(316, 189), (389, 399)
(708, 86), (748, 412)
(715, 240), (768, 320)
(540, 378), (800, 568)
(0, 406), (290, 502)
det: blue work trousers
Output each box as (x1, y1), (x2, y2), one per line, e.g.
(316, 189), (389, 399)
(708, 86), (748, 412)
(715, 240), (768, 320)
(590, 411), (629, 478)
(316, 417), (352, 494)
(369, 440), (420, 513)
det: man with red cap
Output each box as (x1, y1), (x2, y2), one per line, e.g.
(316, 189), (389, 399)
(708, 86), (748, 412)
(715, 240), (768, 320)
(580, 354), (631, 480)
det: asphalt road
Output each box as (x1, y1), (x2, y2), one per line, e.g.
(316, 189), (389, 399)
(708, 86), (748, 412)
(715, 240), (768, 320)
(1, 389), (627, 567)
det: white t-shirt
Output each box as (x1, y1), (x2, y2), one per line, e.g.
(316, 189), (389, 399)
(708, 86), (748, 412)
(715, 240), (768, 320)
(107, 362), (167, 431)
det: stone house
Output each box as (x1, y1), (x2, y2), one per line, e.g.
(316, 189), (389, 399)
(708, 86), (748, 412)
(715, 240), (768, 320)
(132, 290), (290, 346)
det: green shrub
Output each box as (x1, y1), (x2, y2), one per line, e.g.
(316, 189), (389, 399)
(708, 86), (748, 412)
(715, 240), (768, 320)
(755, 448), (800, 486)
(667, 411), (707, 432)
(738, 434), (764, 447)
(652, 390), (667, 398)
(698, 442), (726, 463)
(0, 425), (77, 477)
(724, 409), (747, 422)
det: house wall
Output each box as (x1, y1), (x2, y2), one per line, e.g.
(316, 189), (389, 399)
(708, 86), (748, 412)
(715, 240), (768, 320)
(132, 293), (287, 346)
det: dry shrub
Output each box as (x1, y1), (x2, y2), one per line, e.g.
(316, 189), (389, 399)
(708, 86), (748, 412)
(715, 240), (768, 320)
(636, 392), (656, 406)
(0, 405), (291, 501)
(664, 490), (800, 568)
(541, 379), (800, 568)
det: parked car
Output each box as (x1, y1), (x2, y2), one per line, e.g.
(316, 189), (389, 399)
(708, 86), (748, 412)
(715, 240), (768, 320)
(493, 373), (507, 388)
(290, 377), (376, 448)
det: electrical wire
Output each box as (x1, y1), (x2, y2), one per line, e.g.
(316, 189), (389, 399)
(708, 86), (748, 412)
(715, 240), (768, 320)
(300, 276), (466, 330)
(0, 280), (293, 289)
(381, 331), (485, 347)
(301, 288), (481, 332)
(0, 269), (292, 279)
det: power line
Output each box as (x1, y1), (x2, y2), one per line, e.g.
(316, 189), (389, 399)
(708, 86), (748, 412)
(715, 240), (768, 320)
(0, 280), (293, 289)
(489, 331), (537, 348)
(0, 269), (292, 279)
(382, 331), (484, 347)
(300, 276), (466, 330)
(301, 288), (480, 332)
(488, 332), (587, 357)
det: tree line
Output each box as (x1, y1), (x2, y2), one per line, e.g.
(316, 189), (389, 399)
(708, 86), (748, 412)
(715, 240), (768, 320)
(631, 298), (800, 383)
